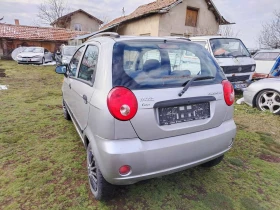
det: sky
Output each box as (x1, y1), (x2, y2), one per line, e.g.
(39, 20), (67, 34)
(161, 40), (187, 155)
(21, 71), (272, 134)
(0, 0), (280, 48)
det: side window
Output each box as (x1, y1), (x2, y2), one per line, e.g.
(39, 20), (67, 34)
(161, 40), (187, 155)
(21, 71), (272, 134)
(78, 45), (99, 84)
(44, 49), (49, 53)
(68, 46), (85, 77)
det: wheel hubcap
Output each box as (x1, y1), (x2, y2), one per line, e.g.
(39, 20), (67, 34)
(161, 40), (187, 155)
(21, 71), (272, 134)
(258, 91), (280, 113)
(87, 150), (98, 191)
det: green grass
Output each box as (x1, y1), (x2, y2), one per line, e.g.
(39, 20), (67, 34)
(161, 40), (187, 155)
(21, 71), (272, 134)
(0, 60), (280, 209)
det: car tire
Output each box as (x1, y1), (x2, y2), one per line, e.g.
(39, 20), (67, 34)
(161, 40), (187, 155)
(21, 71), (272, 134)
(62, 100), (71, 120)
(201, 155), (224, 168)
(86, 143), (115, 200)
(256, 90), (280, 114)
(41, 57), (45, 65)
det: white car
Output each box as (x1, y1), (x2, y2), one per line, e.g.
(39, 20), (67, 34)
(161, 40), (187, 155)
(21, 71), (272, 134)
(17, 47), (53, 64)
(243, 78), (280, 114)
(252, 49), (280, 79)
(190, 36), (256, 90)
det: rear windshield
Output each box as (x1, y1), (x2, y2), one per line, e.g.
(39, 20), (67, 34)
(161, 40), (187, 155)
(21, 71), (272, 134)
(254, 52), (280, 60)
(112, 40), (223, 89)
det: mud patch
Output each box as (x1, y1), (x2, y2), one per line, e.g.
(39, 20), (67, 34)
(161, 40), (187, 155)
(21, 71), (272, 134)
(259, 154), (280, 163)
(0, 68), (6, 77)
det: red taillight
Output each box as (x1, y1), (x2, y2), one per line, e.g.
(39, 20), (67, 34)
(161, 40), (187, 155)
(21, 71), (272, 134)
(107, 87), (138, 121)
(222, 80), (235, 106)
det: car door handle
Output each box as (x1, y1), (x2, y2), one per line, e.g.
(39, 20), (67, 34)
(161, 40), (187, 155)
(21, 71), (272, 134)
(83, 95), (88, 104)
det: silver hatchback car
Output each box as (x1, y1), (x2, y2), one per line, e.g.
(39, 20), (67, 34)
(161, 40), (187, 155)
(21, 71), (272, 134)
(55, 33), (236, 200)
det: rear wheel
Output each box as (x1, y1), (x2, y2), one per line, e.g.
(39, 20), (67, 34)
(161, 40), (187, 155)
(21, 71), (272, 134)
(201, 155), (224, 168)
(256, 90), (280, 114)
(86, 143), (115, 200)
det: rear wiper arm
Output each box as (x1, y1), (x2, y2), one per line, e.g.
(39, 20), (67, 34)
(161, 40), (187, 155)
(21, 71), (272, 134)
(178, 76), (215, 97)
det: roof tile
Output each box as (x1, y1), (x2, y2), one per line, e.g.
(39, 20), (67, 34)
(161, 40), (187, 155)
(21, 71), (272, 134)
(0, 24), (88, 41)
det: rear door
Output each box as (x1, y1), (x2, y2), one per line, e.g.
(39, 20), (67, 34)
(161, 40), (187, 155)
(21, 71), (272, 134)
(70, 44), (99, 131)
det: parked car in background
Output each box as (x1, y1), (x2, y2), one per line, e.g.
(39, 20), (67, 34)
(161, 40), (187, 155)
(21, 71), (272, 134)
(56, 45), (78, 65)
(243, 78), (280, 114)
(16, 47), (53, 64)
(252, 49), (280, 80)
(190, 36), (256, 90)
(55, 33), (236, 200)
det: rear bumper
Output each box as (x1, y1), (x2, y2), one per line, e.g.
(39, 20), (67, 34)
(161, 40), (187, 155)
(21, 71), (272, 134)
(93, 120), (236, 185)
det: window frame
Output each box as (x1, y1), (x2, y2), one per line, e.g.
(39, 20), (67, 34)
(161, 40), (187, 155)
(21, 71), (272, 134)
(75, 44), (100, 87)
(68, 45), (86, 78)
(74, 23), (82, 31)
(185, 7), (199, 27)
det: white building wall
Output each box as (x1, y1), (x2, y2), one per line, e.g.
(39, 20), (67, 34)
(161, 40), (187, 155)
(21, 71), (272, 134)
(70, 13), (100, 32)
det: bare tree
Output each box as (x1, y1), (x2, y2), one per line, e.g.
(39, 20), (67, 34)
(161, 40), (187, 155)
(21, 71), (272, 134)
(259, 10), (280, 49)
(99, 15), (110, 28)
(219, 25), (239, 37)
(37, 0), (68, 26)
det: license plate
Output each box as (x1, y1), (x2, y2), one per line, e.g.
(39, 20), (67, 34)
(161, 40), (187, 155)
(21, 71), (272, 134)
(158, 102), (211, 126)
(234, 83), (247, 89)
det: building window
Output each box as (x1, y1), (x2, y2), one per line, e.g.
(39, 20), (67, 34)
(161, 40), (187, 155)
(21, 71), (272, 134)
(185, 7), (199, 27)
(74, 23), (82, 31)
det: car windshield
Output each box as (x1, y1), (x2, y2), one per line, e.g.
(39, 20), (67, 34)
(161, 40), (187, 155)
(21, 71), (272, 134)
(210, 38), (250, 58)
(23, 47), (43, 53)
(63, 47), (77, 56)
(112, 40), (223, 90)
(254, 52), (280, 60)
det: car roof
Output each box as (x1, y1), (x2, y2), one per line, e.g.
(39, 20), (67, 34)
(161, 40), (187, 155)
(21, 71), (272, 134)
(256, 49), (280, 53)
(189, 36), (241, 40)
(86, 35), (192, 44)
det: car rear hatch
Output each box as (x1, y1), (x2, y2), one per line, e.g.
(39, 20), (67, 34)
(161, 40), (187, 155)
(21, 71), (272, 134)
(111, 39), (229, 141)
(130, 84), (226, 140)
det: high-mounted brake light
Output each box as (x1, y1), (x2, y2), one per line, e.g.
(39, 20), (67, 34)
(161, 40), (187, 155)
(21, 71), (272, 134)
(222, 80), (235, 106)
(107, 87), (138, 121)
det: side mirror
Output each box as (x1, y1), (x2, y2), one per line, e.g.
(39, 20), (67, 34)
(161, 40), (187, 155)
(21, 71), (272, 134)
(55, 65), (67, 75)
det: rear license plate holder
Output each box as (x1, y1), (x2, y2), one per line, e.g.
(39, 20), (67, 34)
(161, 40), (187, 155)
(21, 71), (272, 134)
(158, 102), (211, 126)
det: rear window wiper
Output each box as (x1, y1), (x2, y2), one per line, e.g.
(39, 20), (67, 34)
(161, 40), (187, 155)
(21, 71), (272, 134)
(178, 76), (215, 97)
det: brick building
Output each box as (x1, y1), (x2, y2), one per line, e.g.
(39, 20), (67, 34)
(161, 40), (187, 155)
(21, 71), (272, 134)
(0, 22), (88, 59)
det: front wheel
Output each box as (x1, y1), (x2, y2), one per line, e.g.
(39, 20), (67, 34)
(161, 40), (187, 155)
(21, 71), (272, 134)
(86, 143), (115, 200)
(62, 100), (71, 120)
(41, 57), (45, 65)
(201, 155), (224, 168)
(256, 90), (280, 114)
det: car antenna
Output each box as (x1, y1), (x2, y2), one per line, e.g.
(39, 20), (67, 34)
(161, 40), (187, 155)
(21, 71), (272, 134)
(116, 7), (125, 33)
